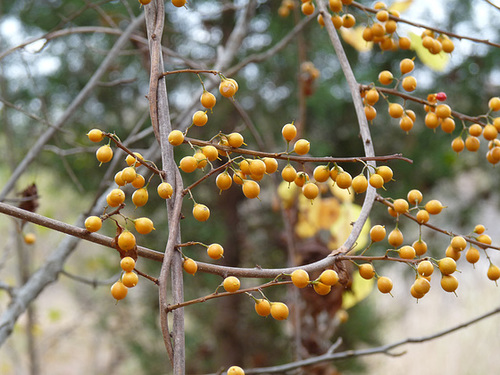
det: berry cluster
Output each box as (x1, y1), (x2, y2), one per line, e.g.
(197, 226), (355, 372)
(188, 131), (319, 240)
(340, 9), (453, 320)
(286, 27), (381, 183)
(86, 129), (175, 301)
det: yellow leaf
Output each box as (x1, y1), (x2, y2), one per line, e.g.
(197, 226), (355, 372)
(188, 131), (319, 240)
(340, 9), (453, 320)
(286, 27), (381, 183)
(328, 203), (369, 251)
(388, 0), (413, 14)
(342, 270), (374, 310)
(278, 180), (300, 208)
(328, 183), (354, 203)
(340, 26), (373, 52)
(409, 32), (449, 72)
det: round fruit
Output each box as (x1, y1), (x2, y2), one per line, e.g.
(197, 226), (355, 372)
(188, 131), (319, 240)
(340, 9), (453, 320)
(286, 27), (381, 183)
(393, 198), (409, 214)
(157, 182), (173, 199)
(402, 76), (417, 92)
(131, 174), (145, 189)
(319, 269), (339, 286)
(216, 172), (233, 191)
(24, 233), (36, 244)
(342, 13), (356, 28)
(87, 129), (104, 142)
(377, 276), (393, 294)
(399, 58), (414, 74)
(488, 97), (500, 111)
(352, 174), (368, 193)
(301, 1), (315, 16)
(369, 173), (384, 189)
(192, 111), (208, 127)
(370, 225), (386, 242)
(168, 130), (184, 146)
(399, 116), (414, 132)
(122, 271), (139, 288)
(207, 243), (224, 260)
(425, 112), (439, 129)
(378, 70), (393, 85)
(465, 247), (480, 264)
(441, 117), (456, 133)
(440, 275), (458, 292)
(118, 231), (136, 251)
(111, 281), (128, 300)
(193, 203), (210, 221)
(171, 0), (186, 7)
(336, 171), (352, 189)
(183, 258), (197, 275)
(478, 234), (492, 245)
(399, 36), (411, 49)
(120, 257), (136, 272)
(85, 216), (102, 232)
(399, 245), (416, 260)
(293, 139), (311, 155)
(223, 276), (241, 293)
(135, 217), (155, 234)
(179, 156), (198, 173)
(446, 246), (461, 261)
(413, 239), (428, 256)
(242, 180), (260, 199)
(439, 257), (456, 275)
(254, 299), (271, 317)
(96, 145), (113, 163)
(465, 136), (480, 152)
(107, 189), (125, 207)
(450, 236), (467, 251)
(126, 152), (144, 167)
(291, 269), (310, 288)
(227, 366), (245, 375)
(407, 189), (423, 205)
(302, 183), (319, 200)
(228, 132), (244, 148)
(417, 260), (434, 276)
(365, 88), (379, 106)
(451, 137), (465, 153)
(114, 171), (126, 186)
(132, 188), (149, 208)
(388, 103), (404, 118)
(282, 123), (297, 142)
(410, 285), (425, 300)
(249, 159), (266, 176)
(202, 145), (219, 161)
(281, 164), (297, 183)
(413, 277), (431, 295)
(487, 264), (500, 281)
(270, 302), (289, 320)
(313, 165), (330, 183)
(194, 152), (208, 169)
(359, 263), (375, 280)
(474, 224), (486, 234)
(200, 91), (216, 109)
(483, 124), (498, 140)
(388, 228), (404, 248)
(425, 199), (445, 215)
(376, 166), (393, 183)
(313, 282), (331, 295)
(376, 9), (389, 22)
(365, 105), (377, 121)
(219, 79), (237, 98)
(263, 157), (278, 174)
(121, 166), (137, 183)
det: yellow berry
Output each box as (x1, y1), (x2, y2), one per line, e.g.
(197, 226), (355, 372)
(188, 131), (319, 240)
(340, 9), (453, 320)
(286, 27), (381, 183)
(85, 216), (102, 232)
(399, 58), (414, 74)
(352, 174), (368, 194)
(202, 145), (219, 161)
(450, 236), (467, 251)
(388, 103), (404, 118)
(223, 276), (241, 293)
(228, 132), (244, 148)
(319, 269), (339, 286)
(407, 189), (423, 205)
(168, 130), (184, 146)
(120, 257), (136, 272)
(242, 180), (260, 199)
(157, 182), (173, 199)
(466, 247), (480, 264)
(254, 299), (271, 317)
(378, 70), (393, 85)
(313, 165), (330, 183)
(399, 245), (416, 260)
(282, 123), (297, 142)
(439, 257), (457, 275)
(114, 171), (126, 186)
(377, 276), (393, 294)
(302, 183), (319, 200)
(132, 188), (149, 208)
(111, 281), (128, 300)
(121, 166), (137, 183)
(376, 166), (393, 183)
(301, 1), (315, 16)
(313, 282), (331, 295)
(388, 227), (404, 248)
(401, 76), (417, 92)
(171, 0), (186, 7)
(417, 260), (434, 277)
(134, 217), (155, 234)
(487, 264), (500, 281)
(370, 225), (386, 242)
(126, 152), (144, 167)
(281, 164), (297, 183)
(425, 199), (445, 215)
(200, 91), (216, 109)
(413, 239), (428, 256)
(488, 97), (500, 111)
(96, 145), (113, 163)
(270, 302), (289, 320)
(440, 275), (458, 292)
(122, 271), (139, 288)
(23, 233), (36, 244)
(193, 203), (210, 222)
(359, 263), (375, 280)
(291, 269), (310, 288)
(192, 111), (208, 127)
(219, 79), (237, 98)
(179, 156), (198, 173)
(393, 198), (409, 214)
(216, 172), (233, 192)
(336, 171), (352, 189)
(369, 173), (384, 189)
(293, 139), (311, 155)
(118, 231), (136, 251)
(131, 174), (145, 189)
(87, 129), (104, 142)
(207, 243), (224, 260)
(183, 258), (197, 275)
(107, 188), (125, 207)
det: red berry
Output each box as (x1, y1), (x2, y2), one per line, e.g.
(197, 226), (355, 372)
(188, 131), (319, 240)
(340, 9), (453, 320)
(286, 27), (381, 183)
(436, 92), (447, 101)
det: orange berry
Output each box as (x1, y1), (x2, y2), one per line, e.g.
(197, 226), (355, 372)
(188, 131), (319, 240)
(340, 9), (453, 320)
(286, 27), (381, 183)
(118, 231), (136, 251)
(200, 91), (216, 109)
(378, 70), (393, 85)
(352, 174), (368, 193)
(120, 257), (136, 272)
(425, 199), (445, 215)
(399, 245), (416, 260)
(370, 225), (386, 242)
(87, 129), (104, 142)
(388, 227), (404, 247)
(407, 189), (423, 205)
(219, 79), (237, 98)
(84, 216), (102, 232)
(125, 152), (144, 167)
(282, 123), (297, 142)
(466, 247), (480, 264)
(440, 275), (458, 292)
(487, 265), (500, 281)
(121, 166), (137, 183)
(369, 173), (384, 189)
(223, 276), (241, 293)
(393, 198), (409, 214)
(377, 276), (393, 294)
(413, 277), (431, 295)
(293, 139), (311, 155)
(202, 145), (219, 161)
(134, 217), (155, 234)
(23, 233), (36, 244)
(413, 239), (428, 256)
(179, 156), (198, 173)
(114, 171), (126, 186)
(192, 111), (208, 127)
(313, 165), (330, 183)
(441, 117), (456, 133)
(228, 132), (244, 148)
(193, 203), (210, 221)
(107, 188), (125, 207)
(450, 236), (467, 251)
(465, 136), (480, 152)
(291, 269), (310, 288)
(313, 282), (331, 295)
(132, 188), (149, 208)
(301, 1), (315, 16)
(377, 166), (393, 183)
(319, 269), (339, 286)
(342, 13), (356, 28)
(302, 183), (319, 200)
(111, 281), (128, 300)
(216, 172), (233, 192)
(207, 243), (224, 260)
(157, 182), (173, 199)
(416, 209), (430, 224)
(281, 164), (297, 183)
(167, 130), (183, 146)
(488, 97), (500, 111)
(336, 171), (352, 189)
(388, 103), (404, 118)
(365, 105), (377, 121)
(270, 302), (289, 320)
(96, 145), (113, 163)
(131, 174), (145, 189)
(242, 180), (260, 199)
(400, 58), (415, 74)
(359, 263), (375, 279)
(254, 299), (271, 317)
(122, 271), (139, 288)
(451, 137), (465, 153)
(417, 260), (434, 276)
(439, 257), (457, 275)
(263, 157), (278, 174)
(183, 258), (197, 275)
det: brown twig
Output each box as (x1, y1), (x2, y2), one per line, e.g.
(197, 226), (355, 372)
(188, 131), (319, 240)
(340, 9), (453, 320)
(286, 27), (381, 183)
(160, 69), (220, 78)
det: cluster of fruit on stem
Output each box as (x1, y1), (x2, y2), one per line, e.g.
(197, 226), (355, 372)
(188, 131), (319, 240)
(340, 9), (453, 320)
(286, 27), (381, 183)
(86, 129), (175, 300)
